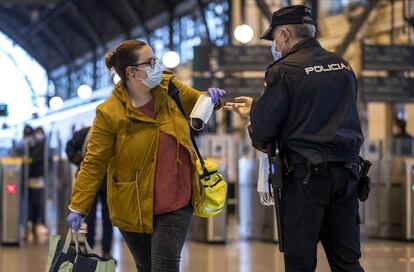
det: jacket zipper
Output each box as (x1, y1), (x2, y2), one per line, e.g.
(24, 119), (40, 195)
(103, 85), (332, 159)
(134, 170), (143, 229)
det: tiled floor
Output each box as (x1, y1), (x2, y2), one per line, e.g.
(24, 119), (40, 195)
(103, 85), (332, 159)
(2, 222), (414, 272)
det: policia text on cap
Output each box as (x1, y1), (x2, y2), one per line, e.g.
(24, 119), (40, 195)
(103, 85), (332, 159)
(225, 5), (371, 272)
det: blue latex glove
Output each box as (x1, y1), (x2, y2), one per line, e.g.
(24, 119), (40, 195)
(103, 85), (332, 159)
(207, 88), (226, 104)
(67, 211), (83, 231)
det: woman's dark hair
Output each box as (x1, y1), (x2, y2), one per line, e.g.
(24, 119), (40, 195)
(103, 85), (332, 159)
(104, 39), (147, 82)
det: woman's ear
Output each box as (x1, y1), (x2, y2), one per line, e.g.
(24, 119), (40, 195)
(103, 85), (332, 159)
(125, 66), (134, 79)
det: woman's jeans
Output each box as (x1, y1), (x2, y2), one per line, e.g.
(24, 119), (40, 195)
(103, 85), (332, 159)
(120, 204), (192, 272)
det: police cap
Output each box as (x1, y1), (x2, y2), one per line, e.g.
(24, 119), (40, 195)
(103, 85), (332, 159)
(260, 5), (315, 41)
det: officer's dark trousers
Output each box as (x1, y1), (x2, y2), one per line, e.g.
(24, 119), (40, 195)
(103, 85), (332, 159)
(282, 162), (364, 272)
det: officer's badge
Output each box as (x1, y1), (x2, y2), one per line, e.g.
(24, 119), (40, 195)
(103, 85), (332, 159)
(264, 81), (267, 87)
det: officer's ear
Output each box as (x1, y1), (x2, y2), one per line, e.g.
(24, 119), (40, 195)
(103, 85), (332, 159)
(280, 27), (290, 43)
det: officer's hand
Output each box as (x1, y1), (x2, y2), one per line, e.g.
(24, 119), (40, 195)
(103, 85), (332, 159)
(223, 96), (253, 118)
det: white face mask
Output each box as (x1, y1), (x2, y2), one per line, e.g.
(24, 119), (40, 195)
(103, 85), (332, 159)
(136, 62), (163, 88)
(271, 40), (282, 61)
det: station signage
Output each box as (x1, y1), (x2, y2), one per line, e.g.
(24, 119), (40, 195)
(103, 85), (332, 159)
(193, 45), (272, 98)
(361, 44), (414, 71)
(217, 46), (272, 71)
(193, 45), (273, 72)
(193, 77), (265, 99)
(360, 76), (414, 102)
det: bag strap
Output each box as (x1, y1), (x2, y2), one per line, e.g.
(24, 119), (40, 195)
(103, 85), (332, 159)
(62, 230), (74, 254)
(167, 80), (210, 179)
(62, 230), (94, 255)
(75, 232), (94, 254)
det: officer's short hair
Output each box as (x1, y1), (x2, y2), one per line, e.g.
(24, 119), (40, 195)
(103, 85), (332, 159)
(276, 17), (316, 39)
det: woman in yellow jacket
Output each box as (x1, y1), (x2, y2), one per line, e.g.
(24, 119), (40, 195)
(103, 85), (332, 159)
(66, 40), (226, 271)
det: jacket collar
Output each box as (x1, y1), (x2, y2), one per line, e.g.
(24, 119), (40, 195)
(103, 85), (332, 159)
(266, 37), (321, 69)
(112, 73), (173, 123)
(284, 37), (321, 57)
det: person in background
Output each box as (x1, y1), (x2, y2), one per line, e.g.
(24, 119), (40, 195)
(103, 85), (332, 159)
(392, 117), (413, 156)
(19, 125), (33, 240)
(23, 125), (34, 141)
(26, 127), (46, 240)
(66, 126), (114, 260)
(66, 39), (226, 271)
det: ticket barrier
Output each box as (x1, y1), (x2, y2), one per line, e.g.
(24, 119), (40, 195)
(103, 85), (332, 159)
(190, 204), (227, 243)
(360, 157), (414, 240)
(0, 157), (23, 245)
(238, 157), (278, 242)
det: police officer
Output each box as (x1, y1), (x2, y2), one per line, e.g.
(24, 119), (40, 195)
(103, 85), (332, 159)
(225, 5), (365, 272)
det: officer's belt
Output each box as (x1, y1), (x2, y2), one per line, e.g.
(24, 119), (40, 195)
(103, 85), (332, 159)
(286, 151), (360, 165)
(284, 152), (360, 183)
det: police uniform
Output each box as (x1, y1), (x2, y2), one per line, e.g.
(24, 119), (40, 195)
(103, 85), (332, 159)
(248, 5), (365, 272)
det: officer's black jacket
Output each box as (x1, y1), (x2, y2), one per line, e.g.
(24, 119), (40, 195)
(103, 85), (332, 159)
(249, 37), (364, 162)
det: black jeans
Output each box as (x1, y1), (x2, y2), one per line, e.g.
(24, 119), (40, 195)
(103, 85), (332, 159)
(120, 204), (192, 272)
(282, 162), (364, 272)
(28, 188), (43, 225)
(85, 188), (113, 254)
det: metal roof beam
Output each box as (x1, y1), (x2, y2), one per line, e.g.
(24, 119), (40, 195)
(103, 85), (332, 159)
(60, 14), (96, 47)
(196, 0), (212, 44)
(13, 1), (74, 63)
(18, 0), (105, 51)
(0, 9), (57, 70)
(38, 24), (73, 63)
(255, 0), (272, 23)
(98, 0), (131, 38)
(8, 6), (73, 62)
(20, 0), (73, 37)
(335, 0), (378, 57)
(120, 0), (151, 40)
(69, 1), (106, 49)
(0, 23), (47, 69)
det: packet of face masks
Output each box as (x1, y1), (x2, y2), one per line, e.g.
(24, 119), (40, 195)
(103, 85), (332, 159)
(189, 94), (215, 131)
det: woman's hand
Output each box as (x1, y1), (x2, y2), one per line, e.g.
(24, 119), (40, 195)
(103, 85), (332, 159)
(207, 88), (226, 104)
(223, 96), (253, 118)
(66, 211), (83, 231)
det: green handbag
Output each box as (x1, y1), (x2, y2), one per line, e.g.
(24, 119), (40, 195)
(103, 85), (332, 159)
(168, 81), (228, 218)
(46, 230), (115, 272)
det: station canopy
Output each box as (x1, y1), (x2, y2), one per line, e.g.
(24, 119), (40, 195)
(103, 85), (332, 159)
(0, 0), (214, 71)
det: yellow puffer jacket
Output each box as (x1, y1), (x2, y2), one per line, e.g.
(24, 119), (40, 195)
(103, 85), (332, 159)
(69, 70), (204, 233)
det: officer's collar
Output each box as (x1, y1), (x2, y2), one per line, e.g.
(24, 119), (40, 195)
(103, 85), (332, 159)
(285, 37), (321, 57)
(266, 38), (321, 69)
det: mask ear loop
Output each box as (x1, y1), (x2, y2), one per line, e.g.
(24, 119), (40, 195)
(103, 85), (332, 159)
(131, 66), (149, 81)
